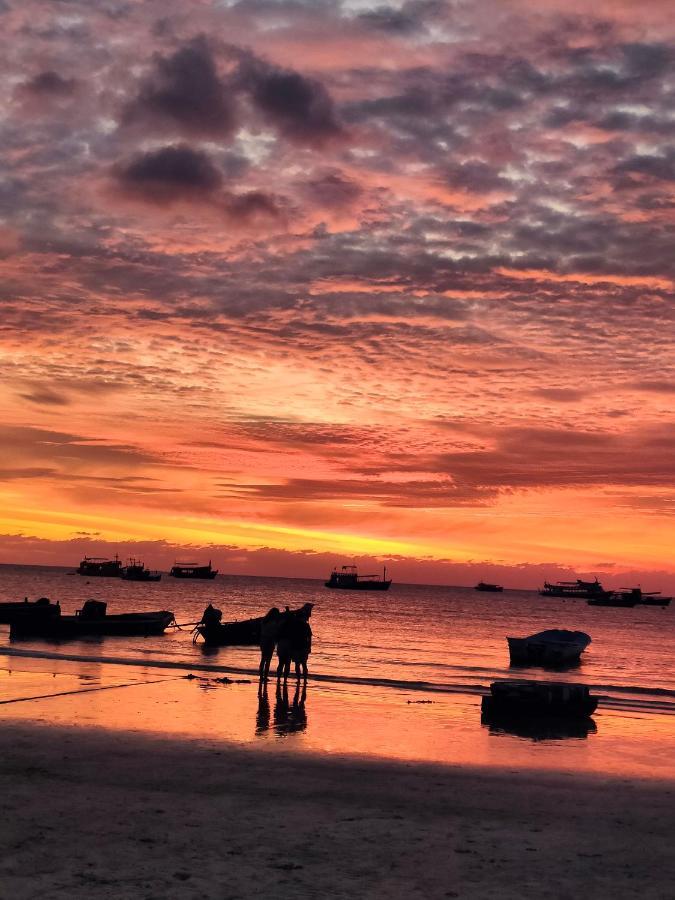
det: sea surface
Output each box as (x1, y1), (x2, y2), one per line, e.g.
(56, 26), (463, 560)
(1, 565), (674, 777)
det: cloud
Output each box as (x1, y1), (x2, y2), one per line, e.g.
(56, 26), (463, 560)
(112, 144), (223, 205)
(123, 36), (236, 138)
(236, 52), (344, 146)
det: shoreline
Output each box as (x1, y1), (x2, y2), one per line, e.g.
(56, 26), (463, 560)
(2, 719), (674, 899)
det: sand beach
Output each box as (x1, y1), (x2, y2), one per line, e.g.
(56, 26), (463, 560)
(1, 655), (674, 900)
(2, 717), (674, 900)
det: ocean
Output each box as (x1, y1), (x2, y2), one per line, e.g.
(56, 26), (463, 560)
(1, 565), (674, 777)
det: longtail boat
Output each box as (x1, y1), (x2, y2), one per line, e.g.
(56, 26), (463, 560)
(195, 603), (314, 648)
(9, 599), (175, 639)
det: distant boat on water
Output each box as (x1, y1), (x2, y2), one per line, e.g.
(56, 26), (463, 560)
(121, 558), (161, 582)
(540, 578), (609, 600)
(589, 587), (671, 608)
(475, 582), (503, 593)
(169, 561), (218, 579)
(76, 555), (123, 577)
(325, 565), (391, 591)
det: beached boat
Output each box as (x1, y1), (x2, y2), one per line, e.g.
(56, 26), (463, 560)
(195, 603), (314, 648)
(169, 561), (218, 579)
(121, 559), (161, 582)
(0, 597), (61, 624)
(539, 578), (610, 600)
(507, 630), (591, 667)
(325, 566), (391, 591)
(76, 555), (123, 577)
(475, 582), (503, 592)
(481, 680), (599, 719)
(9, 599), (175, 639)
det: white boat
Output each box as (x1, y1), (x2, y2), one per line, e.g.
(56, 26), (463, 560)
(507, 629), (591, 666)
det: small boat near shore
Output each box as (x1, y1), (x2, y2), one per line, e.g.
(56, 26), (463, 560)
(540, 578), (610, 600)
(0, 597), (61, 624)
(507, 630), (591, 667)
(475, 582), (503, 593)
(9, 599), (175, 639)
(169, 561), (218, 579)
(76, 555), (123, 577)
(121, 558), (161, 582)
(481, 680), (599, 719)
(325, 566), (391, 591)
(195, 603), (314, 647)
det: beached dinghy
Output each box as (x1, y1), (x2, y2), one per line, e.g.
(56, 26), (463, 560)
(9, 599), (175, 639)
(481, 680), (599, 719)
(507, 629), (591, 666)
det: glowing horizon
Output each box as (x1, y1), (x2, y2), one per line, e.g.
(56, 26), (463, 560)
(1, 0), (674, 588)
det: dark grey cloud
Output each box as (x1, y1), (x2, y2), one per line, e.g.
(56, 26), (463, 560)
(22, 70), (76, 96)
(124, 36), (236, 138)
(113, 144), (223, 205)
(236, 53), (343, 146)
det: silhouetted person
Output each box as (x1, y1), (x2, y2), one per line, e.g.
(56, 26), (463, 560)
(290, 611), (312, 681)
(276, 609), (293, 682)
(259, 607), (280, 681)
(201, 603), (222, 627)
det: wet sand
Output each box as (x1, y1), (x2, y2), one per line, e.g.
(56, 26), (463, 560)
(2, 719), (674, 900)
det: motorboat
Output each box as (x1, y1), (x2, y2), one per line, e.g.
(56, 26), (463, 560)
(10, 599), (175, 639)
(0, 597), (61, 624)
(507, 629), (591, 666)
(325, 565), (391, 591)
(475, 582), (504, 592)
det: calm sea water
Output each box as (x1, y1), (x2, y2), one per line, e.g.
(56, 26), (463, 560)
(1, 565), (673, 716)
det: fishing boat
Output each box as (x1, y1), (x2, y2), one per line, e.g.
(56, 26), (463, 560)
(121, 558), (162, 582)
(195, 603), (314, 648)
(475, 582), (503, 593)
(589, 587), (672, 608)
(539, 577), (610, 600)
(0, 597), (61, 625)
(76, 555), (123, 577)
(9, 599), (175, 639)
(169, 561), (218, 579)
(507, 630), (591, 667)
(481, 680), (599, 719)
(325, 566), (391, 591)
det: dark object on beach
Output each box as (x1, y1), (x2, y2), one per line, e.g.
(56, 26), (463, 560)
(539, 577), (610, 600)
(195, 602), (314, 647)
(589, 587), (671, 608)
(507, 630), (591, 667)
(481, 680), (599, 719)
(325, 565), (391, 591)
(169, 560), (218, 579)
(76, 555), (123, 577)
(475, 582), (503, 592)
(121, 558), (161, 582)
(0, 596), (61, 624)
(9, 598), (175, 639)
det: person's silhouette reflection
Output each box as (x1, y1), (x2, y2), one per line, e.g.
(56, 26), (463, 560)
(256, 680), (271, 734)
(273, 681), (308, 736)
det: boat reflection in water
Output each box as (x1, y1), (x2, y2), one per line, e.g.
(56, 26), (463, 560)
(481, 711), (597, 742)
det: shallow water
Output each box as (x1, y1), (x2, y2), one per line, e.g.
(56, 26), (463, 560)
(1, 565), (673, 777)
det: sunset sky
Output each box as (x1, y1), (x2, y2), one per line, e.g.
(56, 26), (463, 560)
(1, 0), (674, 587)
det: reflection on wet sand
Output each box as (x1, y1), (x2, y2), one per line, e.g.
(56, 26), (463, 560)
(256, 679), (308, 737)
(481, 711), (597, 742)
